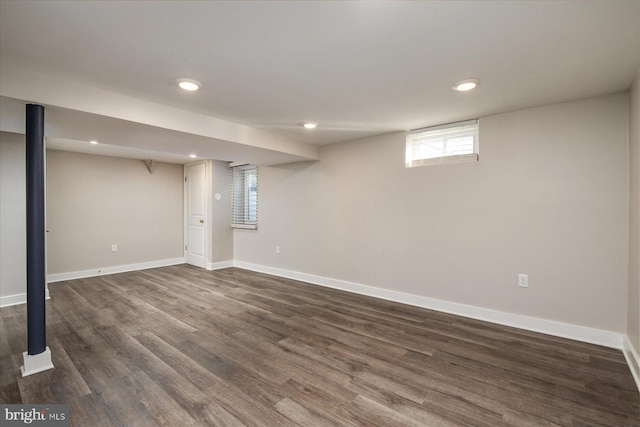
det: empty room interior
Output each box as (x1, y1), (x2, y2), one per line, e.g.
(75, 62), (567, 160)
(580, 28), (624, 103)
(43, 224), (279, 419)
(1, 1), (639, 426)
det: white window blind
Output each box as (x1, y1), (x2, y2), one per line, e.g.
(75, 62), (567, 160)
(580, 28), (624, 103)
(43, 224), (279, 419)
(406, 119), (479, 168)
(232, 164), (258, 229)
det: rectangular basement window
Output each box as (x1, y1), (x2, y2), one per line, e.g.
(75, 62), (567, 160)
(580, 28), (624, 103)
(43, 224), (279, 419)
(232, 164), (258, 229)
(405, 119), (479, 168)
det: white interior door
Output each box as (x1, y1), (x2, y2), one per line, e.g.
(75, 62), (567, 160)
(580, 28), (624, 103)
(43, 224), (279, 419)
(185, 163), (207, 268)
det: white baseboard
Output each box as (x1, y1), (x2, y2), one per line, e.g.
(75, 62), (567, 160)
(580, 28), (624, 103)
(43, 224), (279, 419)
(3, 258), (636, 390)
(623, 335), (640, 392)
(47, 257), (185, 283)
(0, 293), (28, 307)
(0, 288), (51, 308)
(233, 261), (623, 350)
(207, 260), (234, 271)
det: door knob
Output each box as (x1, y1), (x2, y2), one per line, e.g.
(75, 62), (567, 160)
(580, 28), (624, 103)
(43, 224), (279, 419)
(199, 219), (204, 224)
(45, 228), (50, 233)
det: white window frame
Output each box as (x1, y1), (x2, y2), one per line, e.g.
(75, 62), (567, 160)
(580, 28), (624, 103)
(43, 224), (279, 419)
(405, 119), (479, 168)
(231, 164), (258, 230)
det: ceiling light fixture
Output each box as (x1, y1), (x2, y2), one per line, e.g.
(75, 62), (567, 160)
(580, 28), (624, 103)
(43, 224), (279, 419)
(177, 78), (202, 91)
(90, 140), (99, 145)
(189, 154), (197, 158)
(302, 122), (318, 129)
(452, 79), (480, 92)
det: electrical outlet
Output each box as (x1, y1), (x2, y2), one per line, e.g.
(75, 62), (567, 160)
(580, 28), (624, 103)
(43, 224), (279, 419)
(275, 245), (280, 254)
(111, 244), (118, 252)
(518, 273), (528, 288)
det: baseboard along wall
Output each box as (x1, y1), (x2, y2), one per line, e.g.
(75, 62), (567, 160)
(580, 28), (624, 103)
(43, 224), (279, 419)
(235, 261), (640, 393)
(37, 257), (628, 350)
(0, 257), (185, 307)
(0, 288), (50, 308)
(233, 261), (624, 350)
(3, 257), (637, 392)
(623, 335), (640, 392)
(47, 257), (185, 283)
(206, 261), (234, 271)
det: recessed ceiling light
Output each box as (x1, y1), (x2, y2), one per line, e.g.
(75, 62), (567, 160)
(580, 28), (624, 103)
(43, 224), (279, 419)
(189, 154), (197, 158)
(302, 122), (318, 129)
(452, 79), (480, 92)
(89, 140), (99, 145)
(177, 78), (202, 91)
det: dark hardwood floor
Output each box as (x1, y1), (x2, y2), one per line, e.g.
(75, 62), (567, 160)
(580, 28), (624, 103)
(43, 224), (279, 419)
(1, 265), (638, 426)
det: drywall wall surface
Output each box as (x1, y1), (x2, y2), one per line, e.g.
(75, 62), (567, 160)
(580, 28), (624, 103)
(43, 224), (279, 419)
(629, 70), (640, 352)
(46, 150), (183, 274)
(208, 160), (233, 264)
(0, 132), (26, 300)
(234, 93), (629, 333)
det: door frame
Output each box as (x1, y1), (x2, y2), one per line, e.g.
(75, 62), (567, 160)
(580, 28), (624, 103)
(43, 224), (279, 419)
(184, 161), (208, 268)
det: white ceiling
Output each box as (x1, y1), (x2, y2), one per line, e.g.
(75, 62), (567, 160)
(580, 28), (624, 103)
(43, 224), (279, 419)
(1, 1), (639, 162)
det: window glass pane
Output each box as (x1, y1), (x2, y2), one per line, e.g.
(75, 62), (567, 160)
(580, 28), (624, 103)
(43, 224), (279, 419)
(406, 120), (478, 167)
(232, 165), (258, 229)
(246, 170), (257, 223)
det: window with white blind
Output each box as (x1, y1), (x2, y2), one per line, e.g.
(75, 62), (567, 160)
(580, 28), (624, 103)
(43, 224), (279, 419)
(405, 119), (479, 168)
(232, 164), (258, 229)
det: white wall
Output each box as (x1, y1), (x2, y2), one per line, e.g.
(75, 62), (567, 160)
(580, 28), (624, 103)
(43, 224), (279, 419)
(234, 93), (629, 334)
(207, 160), (233, 265)
(628, 71), (640, 361)
(0, 132), (26, 304)
(46, 150), (184, 276)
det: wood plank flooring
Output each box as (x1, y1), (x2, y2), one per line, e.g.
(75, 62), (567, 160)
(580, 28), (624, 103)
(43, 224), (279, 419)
(1, 265), (638, 426)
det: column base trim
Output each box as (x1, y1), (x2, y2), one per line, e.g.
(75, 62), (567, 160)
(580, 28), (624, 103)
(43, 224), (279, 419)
(21, 346), (54, 377)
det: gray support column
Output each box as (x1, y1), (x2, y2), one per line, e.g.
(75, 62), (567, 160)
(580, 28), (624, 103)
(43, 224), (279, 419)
(21, 103), (53, 377)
